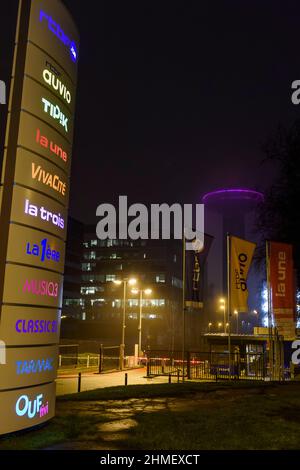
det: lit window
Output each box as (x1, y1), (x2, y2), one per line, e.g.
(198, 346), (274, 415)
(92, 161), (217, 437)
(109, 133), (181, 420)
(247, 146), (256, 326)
(82, 263), (95, 271)
(64, 298), (84, 306)
(91, 240), (98, 247)
(155, 274), (165, 283)
(91, 298), (105, 306)
(172, 277), (182, 288)
(106, 274), (116, 282)
(142, 299), (165, 307)
(128, 313), (138, 320)
(80, 286), (100, 295)
(82, 312), (86, 321)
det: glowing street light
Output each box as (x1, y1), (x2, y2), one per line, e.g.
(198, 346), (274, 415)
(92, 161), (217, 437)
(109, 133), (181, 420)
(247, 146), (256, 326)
(218, 322), (223, 331)
(131, 287), (152, 357)
(252, 309), (259, 328)
(113, 277), (137, 369)
(219, 297), (226, 333)
(234, 309), (239, 334)
(208, 322), (212, 333)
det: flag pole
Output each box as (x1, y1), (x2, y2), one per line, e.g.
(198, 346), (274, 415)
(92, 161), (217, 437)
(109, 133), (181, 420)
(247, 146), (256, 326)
(182, 229), (186, 382)
(227, 233), (232, 380)
(266, 240), (273, 380)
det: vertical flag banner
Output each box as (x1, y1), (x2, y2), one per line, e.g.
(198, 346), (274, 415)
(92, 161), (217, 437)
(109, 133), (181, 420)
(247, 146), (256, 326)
(230, 236), (256, 312)
(185, 233), (214, 309)
(269, 242), (295, 340)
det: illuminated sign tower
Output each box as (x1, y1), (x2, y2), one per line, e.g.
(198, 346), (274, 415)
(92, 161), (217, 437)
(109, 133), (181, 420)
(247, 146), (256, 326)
(202, 188), (264, 294)
(0, 0), (79, 435)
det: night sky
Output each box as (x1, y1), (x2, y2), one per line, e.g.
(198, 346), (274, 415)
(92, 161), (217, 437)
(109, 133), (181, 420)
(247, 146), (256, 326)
(1, 0), (300, 222)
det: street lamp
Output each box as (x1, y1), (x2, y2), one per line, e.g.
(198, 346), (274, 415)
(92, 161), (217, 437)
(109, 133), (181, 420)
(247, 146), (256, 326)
(225, 322), (229, 333)
(219, 298), (226, 333)
(131, 287), (152, 357)
(113, 277), (137, 370)
(208, 322), (212, 333)
(253, 309), (259, 329)
(234, 309), (239, 334)
(218, 322), (223, 331)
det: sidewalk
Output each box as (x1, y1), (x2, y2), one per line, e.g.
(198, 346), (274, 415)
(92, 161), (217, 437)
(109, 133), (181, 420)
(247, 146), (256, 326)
(56, 367), (170, 396)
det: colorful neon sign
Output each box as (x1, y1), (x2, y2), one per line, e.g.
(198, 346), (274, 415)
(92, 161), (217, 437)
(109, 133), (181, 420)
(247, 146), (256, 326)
(42, 98), (69, 132)
(42, 69), (72, 104)
(36, 128), (68, 163)
(15, 394), (49, 419)
(16, 319), (59, 334)
(26, 238), (61, 263)
(23, 279), (59, 298)
(24, 199), (65, 229)
(31, 162), (67, 196)
(39, 10), (78, 63)
(16, 358), (54, 375)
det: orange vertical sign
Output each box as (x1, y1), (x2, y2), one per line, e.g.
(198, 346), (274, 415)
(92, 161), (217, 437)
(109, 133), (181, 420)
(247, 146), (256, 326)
(269, 242), (295, 339)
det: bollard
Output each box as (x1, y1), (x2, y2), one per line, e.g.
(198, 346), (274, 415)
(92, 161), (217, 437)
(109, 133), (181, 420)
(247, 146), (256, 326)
(169, 373), (171, 384)
(98, 344), (103, 374)
(125, 373), (128, 386)
(177, 369), (180, 383)
(77, 372), (82, 393)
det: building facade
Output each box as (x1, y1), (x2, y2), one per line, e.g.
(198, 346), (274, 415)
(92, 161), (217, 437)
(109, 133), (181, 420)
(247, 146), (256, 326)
(62, 223), (185, 352)
(62, 217), (84, 319)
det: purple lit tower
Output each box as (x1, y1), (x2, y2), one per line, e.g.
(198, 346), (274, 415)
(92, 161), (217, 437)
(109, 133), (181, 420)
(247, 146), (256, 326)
(202, 188), (264, 294)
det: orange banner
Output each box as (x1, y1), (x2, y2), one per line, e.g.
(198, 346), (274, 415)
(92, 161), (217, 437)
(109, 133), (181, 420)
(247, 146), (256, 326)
(269, 242), (295, 339)
(230, 236), (256, 312)
(269, 242), (294, 311)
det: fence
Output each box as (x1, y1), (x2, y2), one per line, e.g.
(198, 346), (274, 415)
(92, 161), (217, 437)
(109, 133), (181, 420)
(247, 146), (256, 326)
(146, 350), (267, 381)
(99, 345), (121, 373)
(58, 344), (79, 367)
(58, 344), (134, 372)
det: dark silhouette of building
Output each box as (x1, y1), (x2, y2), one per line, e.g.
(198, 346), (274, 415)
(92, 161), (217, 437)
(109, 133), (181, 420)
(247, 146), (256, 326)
(62, 221), (217, 351)
(202, 188), (264, 334)
(62, 223), (187, 352)
(62, 217), (84, 319)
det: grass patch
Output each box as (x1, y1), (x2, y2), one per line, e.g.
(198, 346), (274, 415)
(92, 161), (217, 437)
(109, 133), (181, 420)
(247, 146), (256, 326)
(57, 380), (272, 402)
(124, 397), (300, 450)
(0, 414), (101, 450)
(2, 381), (300, 450)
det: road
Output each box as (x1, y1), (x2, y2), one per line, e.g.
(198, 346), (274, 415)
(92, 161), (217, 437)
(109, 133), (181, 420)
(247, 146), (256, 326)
(56, 367), (170, 396)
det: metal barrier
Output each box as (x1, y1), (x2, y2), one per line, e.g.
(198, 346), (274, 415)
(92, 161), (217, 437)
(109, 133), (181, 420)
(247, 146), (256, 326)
(146, 350), (185, 377)
(58, 345), (136, 373)
(58, 344), (79, 367)
(146, 350), (267, 381)
(58, 353), (100, 368)
(99, 345), (121, 373)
